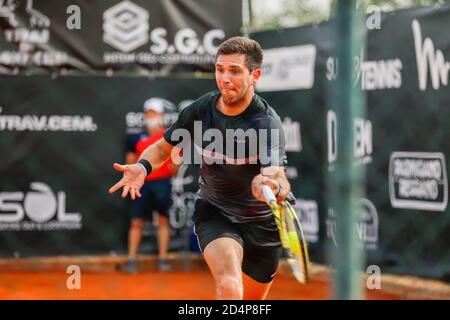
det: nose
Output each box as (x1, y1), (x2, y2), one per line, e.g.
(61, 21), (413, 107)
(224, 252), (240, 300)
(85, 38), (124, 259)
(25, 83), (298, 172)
(220, 72), (231, 84)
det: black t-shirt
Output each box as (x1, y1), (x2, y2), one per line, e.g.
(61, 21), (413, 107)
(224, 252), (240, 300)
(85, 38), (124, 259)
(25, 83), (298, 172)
(164, 90), (287, 222)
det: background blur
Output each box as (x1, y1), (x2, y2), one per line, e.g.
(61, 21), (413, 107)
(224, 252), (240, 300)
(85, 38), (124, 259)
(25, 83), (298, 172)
(1, 0), (450, 299)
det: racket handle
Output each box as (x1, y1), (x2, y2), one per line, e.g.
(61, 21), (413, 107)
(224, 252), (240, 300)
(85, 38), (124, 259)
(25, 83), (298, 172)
(262, 185), (277, 204)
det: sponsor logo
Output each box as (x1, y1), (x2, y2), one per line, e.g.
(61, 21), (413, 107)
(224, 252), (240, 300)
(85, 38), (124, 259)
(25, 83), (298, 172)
(282, 117), (302, 152)
(412, 19), (449, 91)
(0, 110), (97, 132)
(125, 111), (177, 134)
(327, 110), (337, 164)
(103, 0), (149, 53)
(355, 59), (402, 91)
(169, 164), (195, 229)
(3, 0), (50, 44)
(292, 199), (319, 243)
(102, 1), (225, 66)
(0, 0), (19, 27)
(389, 152), (448, 211)
(356, 199), (379, 250)
(353, 117), (373, 165)
(326, 50), (402, 90)
(0, 0), (67, 67)
(327, 110), (372, 170)
(0, 182), (82, 231)
(256, 45), (316, 92)
(25, 0), (50, 29)
(326, 198), (379, 250)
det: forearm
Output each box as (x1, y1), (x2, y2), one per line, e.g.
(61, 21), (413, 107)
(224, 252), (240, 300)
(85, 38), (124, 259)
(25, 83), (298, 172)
(138, 139), (172, 171)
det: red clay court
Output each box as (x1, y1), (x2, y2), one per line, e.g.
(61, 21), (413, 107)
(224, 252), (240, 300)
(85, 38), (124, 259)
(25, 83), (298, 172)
(3, 255), (446, 300)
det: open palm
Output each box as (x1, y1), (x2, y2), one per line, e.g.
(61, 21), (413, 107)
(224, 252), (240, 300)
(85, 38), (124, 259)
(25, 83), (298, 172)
(108, 163), (146, 200)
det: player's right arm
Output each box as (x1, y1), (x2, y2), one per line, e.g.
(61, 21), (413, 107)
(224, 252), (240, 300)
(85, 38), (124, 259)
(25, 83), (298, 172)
(109, 96), (201, 200)
(108, 138), (174, 200)
(138, 138), (174, 171)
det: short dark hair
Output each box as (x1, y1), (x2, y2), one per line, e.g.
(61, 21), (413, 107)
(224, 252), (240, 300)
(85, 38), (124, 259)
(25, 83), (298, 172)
(216, 37), (263, 71)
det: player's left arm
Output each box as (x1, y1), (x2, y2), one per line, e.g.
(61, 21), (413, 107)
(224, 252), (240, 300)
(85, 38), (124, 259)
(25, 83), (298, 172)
(252, 111), (290, 202)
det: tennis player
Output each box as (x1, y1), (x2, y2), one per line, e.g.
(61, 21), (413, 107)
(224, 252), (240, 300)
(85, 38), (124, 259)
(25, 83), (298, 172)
(109, 37), (291, 300)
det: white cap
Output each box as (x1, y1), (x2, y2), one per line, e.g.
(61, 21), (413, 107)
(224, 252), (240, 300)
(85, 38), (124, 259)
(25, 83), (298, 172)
(143, 97), (175, 113)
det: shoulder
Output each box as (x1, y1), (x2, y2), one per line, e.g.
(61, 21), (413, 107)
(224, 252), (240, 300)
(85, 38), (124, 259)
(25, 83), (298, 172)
(249, 94), (283, 129)
(165, 91), (219, 141)
(179, 90), (220, 117)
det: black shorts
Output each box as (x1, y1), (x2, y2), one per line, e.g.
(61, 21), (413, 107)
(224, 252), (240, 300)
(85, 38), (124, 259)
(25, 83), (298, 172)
(131, 179), (172, 219)
(193, 198), (282, 283)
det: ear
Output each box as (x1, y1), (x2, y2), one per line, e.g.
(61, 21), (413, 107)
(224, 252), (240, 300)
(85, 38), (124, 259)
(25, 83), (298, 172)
(251, 68), (262, 84)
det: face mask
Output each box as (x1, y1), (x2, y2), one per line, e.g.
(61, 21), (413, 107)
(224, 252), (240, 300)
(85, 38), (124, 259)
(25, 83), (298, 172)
(146, 118), (163, 129)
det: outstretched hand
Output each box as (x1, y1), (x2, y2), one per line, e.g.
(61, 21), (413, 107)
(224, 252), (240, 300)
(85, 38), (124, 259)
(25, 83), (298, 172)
(108, 163), (146, 200)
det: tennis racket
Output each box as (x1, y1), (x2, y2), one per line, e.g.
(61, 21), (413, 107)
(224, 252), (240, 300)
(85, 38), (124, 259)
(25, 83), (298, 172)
(262, 185), (310, 284)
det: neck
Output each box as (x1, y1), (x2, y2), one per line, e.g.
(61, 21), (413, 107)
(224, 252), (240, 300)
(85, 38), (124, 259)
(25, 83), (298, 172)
(218, 90), (255, 116)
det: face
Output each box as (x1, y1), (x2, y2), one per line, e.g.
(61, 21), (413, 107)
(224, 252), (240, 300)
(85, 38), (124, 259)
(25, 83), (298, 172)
(145, 109), (164, 134)
(215, 53), (261, 105)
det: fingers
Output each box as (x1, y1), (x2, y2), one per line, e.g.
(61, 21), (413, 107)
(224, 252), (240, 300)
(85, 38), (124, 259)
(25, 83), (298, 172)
(252, 174), (280, 203)
(113, 163), (126, 172)
(109, 180), (142, 200)
(121, 185), (130, 198)
(130, 187), (136, 201)
(130, 185), (143, 200)
(130, 187), (142, 200)
(251, 183), (263, 202)
(277, 185), (290, 201)
(109, 162), (143, 199)
(275, 179), (291, 201)
(251, 174), (264, 202)
(262, 177), (280, 194)
(109, 179), (124, 194)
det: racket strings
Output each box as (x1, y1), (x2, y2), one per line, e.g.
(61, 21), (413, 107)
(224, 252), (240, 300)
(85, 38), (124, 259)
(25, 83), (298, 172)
(282, 202), (311, 284)
(267, 196), (311, 284)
